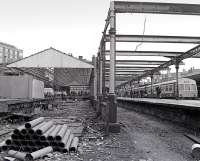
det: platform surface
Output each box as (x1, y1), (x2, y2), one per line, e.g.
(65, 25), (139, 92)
(117, 97), (200, 110)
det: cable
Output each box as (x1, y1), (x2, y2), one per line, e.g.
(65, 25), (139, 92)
(135, 17), (147, 51)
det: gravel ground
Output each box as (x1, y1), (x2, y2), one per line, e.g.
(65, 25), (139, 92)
(0, 100), (198, 161)
(117, 106), (196, 161)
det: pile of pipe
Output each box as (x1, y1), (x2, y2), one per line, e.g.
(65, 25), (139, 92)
(0, 117), (79, 160)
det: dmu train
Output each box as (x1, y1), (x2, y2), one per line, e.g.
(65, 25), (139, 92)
(117, 78), (198, 99)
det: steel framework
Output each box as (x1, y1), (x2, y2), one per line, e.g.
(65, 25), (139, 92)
(94, 1), (200, 131)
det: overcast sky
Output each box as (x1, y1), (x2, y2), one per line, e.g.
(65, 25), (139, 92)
(1, 0), (200, 71)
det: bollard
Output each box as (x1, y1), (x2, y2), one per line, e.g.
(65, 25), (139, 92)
(69, 137), (79, 152)
(47, 125), (61, 141)
(36, 121), (54, 135)
(8, 150), (26, 160)
(25, 146), (53, 160)
(55, 124), (68, 141)
(25, 117), (45, 129)
(59, 129), (71, 147)
(63, 133), (74, 153)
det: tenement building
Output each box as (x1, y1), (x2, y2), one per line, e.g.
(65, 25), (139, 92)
(0, 42), (23, 65)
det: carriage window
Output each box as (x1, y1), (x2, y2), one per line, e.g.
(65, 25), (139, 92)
(169, 85), (173, 91)
(191, 84), (196, 90)
(166, 86), (169, 91)
(184, 84), (191, 91)
(179, 84), (184, 90)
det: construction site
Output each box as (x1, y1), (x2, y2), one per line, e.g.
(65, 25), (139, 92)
(2, 0), (200, 161)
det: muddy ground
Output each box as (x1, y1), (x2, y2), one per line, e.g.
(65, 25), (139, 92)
(0, 100), (197, 161)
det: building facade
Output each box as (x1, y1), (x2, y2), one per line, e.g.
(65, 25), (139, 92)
(0, 42), (23, 64)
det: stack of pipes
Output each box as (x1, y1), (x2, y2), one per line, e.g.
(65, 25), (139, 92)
(0, 117), (79, 160)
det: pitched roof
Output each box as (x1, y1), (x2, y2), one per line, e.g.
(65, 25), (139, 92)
(7, 47), (94, 68)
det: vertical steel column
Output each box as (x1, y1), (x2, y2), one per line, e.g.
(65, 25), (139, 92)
(102, 42), (106, 99)
(150, 74), (153, 97)
(99, 49), (103, 95)
(93, 56), (98, 101)
(175, 61), (179, 100)
(96, 52), (102, 116)
(97, 55), (100, 98)
(2, 47), (5, 65)
(138, 79), (140, 97)
(108, 1), (117, 123)
(109, 1), (116, 94)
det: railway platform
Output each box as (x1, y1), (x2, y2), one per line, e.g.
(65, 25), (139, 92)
(117, 97), (200, 129)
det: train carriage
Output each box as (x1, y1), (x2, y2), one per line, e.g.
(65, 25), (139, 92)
(119, 78), (198, 99)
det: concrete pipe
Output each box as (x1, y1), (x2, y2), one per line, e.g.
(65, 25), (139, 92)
(58, 129), (71, 147)
(25, 135), (31, 140)
(27, 141), (36, 147)
(55, 124), (68, 141)
(10, 145), (19, 151)
(0, 141), (5, 147)
(25, 146), (53, 160)
(63, 133), (74, 153)
(69, 137), (79, 152)
(42, 141), (49, 147)
(2, 145), (8, 151)
(25, 117), (45, 129)
(0, 141), (6, 151)
(35, 140), (42, 146)
(8, 150), (26, 160)
(32, 122), (46, 132)
(18, 134), (24, 140)
(47, 125), (61, 141)
(21, 140), (28, 146)
(192, 144), (200, 160)
(23, 146), (31, 152)
(4, 156), (17, 161)
(13, 125), (25, 135)
(40, 125), (56, 141)
(50, 141), (57, 147)
(28, 129), (34, 135)
(11, 134), (18, 140)
(32, 134), (39, 140)
(36, 121), (54, 135)
(31, 147), (37, 152)
(13, 140), (21, 146)
(5, 139), (12, 145)
(21, 129), (28, 135)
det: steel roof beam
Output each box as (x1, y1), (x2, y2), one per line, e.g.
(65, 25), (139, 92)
(105, 66), (157, 69)
(105, 50), (183, 57)
(106, 72), (144, 75)
(114, 1), (200, 15)
(106, 60), (167, 65)
(106, 69), (146, 72)
(139, 44), (200, 79)
(105, 35), (200, 44)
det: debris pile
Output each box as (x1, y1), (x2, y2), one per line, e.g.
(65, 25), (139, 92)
(0, 117), (79, 160)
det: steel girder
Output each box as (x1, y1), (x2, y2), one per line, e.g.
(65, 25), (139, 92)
(105, 50), (184, 57)
(105, 35), (200, 44)
(114, 1), (200, 15)
(138, 44), (200, 79)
